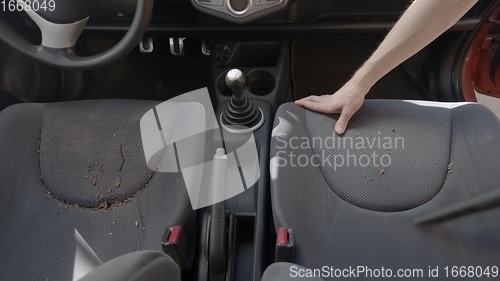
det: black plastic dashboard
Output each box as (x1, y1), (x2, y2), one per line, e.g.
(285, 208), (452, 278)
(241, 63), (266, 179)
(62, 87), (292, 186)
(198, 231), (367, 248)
(83, 0), (493, 37)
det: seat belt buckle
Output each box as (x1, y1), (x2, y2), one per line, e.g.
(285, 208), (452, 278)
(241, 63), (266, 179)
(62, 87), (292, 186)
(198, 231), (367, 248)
(161, 226), (188, 270)
(275, 227), (295, 262)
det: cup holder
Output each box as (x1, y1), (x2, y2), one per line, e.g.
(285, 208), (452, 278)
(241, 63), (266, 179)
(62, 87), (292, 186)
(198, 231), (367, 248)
(247, 70), (275, 96)
(217, 69), (276, 97)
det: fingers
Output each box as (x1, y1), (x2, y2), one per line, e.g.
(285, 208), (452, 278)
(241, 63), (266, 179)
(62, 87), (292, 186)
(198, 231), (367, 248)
(335, 110), (353, 135)
(298, 95), (323, 102)
(295, 98), (332, 113)
(297, 98), (352, 135)
(295, 94), (359, 135)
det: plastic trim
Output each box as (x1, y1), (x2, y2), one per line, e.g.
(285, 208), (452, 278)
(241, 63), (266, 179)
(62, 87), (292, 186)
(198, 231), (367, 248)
(220, 108), (265, 134)
(17, 0), (88, 48)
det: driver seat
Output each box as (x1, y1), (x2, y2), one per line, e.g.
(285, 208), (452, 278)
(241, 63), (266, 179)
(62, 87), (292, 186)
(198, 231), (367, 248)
(0, 100), (198, 280)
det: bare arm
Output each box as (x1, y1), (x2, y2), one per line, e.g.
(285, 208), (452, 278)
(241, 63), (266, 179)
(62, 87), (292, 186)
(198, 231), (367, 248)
(296, 0), (478, 135)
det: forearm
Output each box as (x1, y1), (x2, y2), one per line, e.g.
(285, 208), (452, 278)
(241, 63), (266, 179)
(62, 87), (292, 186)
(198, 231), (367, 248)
(351, 0), (478, 90)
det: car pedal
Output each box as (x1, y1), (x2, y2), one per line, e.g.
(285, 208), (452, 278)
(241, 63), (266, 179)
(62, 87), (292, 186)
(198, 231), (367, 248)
(139, 37), (154, 53)
(170, 37), (186, 56)
(202, 38), (212, 56)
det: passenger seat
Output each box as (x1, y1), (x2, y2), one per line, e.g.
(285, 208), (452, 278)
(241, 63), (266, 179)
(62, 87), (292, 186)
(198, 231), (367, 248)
(269, 100), (500, 280)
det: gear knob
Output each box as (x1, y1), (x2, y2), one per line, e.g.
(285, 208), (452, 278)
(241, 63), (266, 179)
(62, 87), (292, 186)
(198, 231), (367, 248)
(221, 68), (264, 132)
(225, 69), (246, 99)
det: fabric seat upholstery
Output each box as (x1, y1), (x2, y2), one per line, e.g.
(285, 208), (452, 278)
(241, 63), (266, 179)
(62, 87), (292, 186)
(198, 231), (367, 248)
(0, 100), (197, 280)
(79, 251), (181, 281)
(270, 101), (500, 280)
(262, 262), (323, 281)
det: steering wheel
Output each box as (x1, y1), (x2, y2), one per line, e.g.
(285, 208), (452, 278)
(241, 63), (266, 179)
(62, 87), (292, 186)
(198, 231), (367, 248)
(0, 0), (154, 70)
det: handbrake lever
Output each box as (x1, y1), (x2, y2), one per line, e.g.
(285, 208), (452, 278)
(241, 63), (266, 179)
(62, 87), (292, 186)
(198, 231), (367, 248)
(209, 148), (227, 278)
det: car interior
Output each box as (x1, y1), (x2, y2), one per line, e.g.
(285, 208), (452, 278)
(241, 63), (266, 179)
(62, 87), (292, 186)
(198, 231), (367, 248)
(1, 0), (500, 280)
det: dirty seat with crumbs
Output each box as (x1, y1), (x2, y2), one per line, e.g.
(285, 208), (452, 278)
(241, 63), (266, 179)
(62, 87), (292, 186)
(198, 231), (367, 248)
(0, 100), (199, 281)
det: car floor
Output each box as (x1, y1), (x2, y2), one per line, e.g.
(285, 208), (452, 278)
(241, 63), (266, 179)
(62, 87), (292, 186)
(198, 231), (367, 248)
(0, 37), (435, 109)
(291, 37), (433, 101)
(82, 39), (212, 101)
(77, 37), (436, 103)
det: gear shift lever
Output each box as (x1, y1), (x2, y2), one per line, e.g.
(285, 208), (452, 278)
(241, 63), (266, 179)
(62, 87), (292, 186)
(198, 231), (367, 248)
(221, 69), (264, 133)
(226, 69), (246, 101)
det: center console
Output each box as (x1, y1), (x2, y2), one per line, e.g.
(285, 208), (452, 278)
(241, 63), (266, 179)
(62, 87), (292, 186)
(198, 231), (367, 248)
(192, 38), (289, 281)
(211, 38), (290, 111)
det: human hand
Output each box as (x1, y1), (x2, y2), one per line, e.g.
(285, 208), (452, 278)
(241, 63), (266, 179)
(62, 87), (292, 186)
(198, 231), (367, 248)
(295, 82), (368, 135)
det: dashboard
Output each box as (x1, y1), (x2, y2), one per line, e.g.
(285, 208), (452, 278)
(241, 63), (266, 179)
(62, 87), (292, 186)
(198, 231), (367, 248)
(81, 0), (493, 38)
(89, 0), (489, 22)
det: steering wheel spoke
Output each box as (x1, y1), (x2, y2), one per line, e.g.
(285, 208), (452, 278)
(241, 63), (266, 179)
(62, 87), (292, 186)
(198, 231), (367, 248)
(0, 0), (154, 70)
(17, 0), (88, 49)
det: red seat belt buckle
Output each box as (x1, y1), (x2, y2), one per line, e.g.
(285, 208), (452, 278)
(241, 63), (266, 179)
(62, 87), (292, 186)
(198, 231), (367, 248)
(161, 226), (187, 270)
(275, 227), (295, 262)
(167, 226), (182, 244)
(277, 227), (289, 245)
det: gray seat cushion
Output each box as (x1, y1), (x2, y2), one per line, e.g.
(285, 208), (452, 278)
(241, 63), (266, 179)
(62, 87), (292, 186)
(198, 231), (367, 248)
(39, 100), (159, 208)
(304, 100), (451, 211)
(80, 251), (180, 281)
(270, 101), (500, 280)
(262, 263), (324, 281)
(0, 101), (196, 280)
